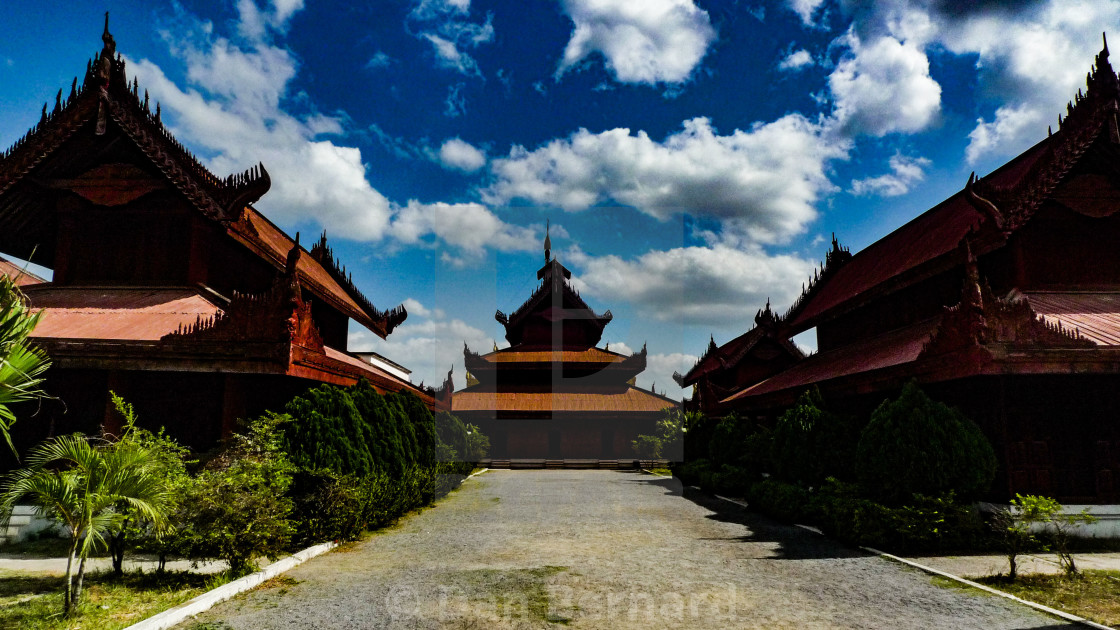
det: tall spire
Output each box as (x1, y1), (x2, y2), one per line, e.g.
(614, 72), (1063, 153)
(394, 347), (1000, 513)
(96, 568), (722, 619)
(544, 219), (551, 263)
(98, 12), (117, 82)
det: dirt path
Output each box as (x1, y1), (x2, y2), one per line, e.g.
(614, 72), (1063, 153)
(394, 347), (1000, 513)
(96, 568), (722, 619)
(177, 470), (1077, 629)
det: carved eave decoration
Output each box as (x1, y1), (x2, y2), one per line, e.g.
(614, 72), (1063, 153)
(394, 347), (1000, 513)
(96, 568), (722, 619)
(164, 246), (324, 353)
(782, 234), (853, 324)
(967, 35), (1120, 236)
(0, 16), (271, 223)
(675, 302), (805, 387)
(920, 241), (1095, 359)
(309, 231), (407, 337)
(497, 260), (612, 338)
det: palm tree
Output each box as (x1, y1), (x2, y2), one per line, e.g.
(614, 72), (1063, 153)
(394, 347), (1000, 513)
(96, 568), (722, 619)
(0, 273), (51, 454)
(0, 431), (171, 614)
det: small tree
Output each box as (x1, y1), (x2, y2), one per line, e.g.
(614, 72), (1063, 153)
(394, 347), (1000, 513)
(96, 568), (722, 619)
(103, 392), (190, 575)
(0, 429), (171, 614)
(1013, 494), (1098, 577)
(0, 273), (51, 455)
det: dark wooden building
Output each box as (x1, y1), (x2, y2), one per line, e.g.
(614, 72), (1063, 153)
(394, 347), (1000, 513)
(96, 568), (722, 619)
(452, 235), (676, 466)
(690, 39), (1120, 504)
(0, 20), (448, 461)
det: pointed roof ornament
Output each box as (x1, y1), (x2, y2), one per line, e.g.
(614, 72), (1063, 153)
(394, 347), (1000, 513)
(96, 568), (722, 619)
(544, 219), (552, 263)
(98, 12), (117, 82)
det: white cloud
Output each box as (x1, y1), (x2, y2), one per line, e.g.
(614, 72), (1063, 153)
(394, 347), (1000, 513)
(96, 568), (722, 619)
(365, 51), (392, 69)
(787, 0), (826, 27)
(410, 0), (494, 77)
(828, 31), (941, 137)
(567, 244), (816, 328)
(937, 1), (1120, 162)
(485, 115), (848, 245)
(445, 83), (467, 117)
(556, 0), (716, 85)
(132, 3), (527, 259)
(390, 201), (537, 256)
(349, 298), (497, 392)
(236, 0), (306, 40)
(850, 152), (931, 197)
(437, 137), (486, 172)
(779, 48), (815, 71)
(643, 352), (698, 401)
(833, 0), (1120, 159)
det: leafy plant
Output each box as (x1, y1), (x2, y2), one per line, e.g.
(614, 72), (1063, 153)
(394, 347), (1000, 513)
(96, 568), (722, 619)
(1011, 494), (1098, 578)
(0, 424), (172, 614)
(0, 273), (51, 455)
(172, 412), (295, 576)
(771, 387), (858, 485)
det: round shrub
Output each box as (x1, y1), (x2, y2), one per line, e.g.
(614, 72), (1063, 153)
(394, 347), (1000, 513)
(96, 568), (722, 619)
(855, 381), (996, 504)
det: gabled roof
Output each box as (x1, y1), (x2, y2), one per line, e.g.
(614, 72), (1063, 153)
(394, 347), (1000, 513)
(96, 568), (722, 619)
(0, 17), (405, 339)
(495, 256), (612, 348)
(676, 301), (805, 387)
(783, 38), (1120, 334)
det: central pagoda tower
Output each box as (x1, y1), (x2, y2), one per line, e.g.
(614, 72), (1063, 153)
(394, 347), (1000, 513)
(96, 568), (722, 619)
(452, 230), (677, 466)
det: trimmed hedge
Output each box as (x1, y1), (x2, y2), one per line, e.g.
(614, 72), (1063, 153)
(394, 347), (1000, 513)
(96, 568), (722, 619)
(280, 380), (485, 545)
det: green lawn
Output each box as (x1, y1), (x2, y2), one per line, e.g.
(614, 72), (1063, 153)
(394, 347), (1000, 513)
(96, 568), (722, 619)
(0, 568), (227, 630)
(975, 570), (1120, 627)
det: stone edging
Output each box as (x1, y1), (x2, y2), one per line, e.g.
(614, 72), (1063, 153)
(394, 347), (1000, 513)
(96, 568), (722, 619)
(124, 541), (338, 630)
(707, 492), (1114, 630)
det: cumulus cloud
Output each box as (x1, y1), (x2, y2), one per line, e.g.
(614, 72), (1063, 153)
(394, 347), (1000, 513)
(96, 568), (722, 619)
(832, 0), (1120, 159)
(644, 352), (698, 400)
(556, 0), (716, 85)
(131, 1), (526, 259)
(779, 48), (815, 71)
(389, 201), (537, 256)
(938, 1), (1120, 162)
(349, 298), (498, 392)
(828, 31), (941, 137)
(850, 152), (931, 197)
(566, 244), (817, 328)
(485, 116), (848, 245)
(437, 137), (487, 172)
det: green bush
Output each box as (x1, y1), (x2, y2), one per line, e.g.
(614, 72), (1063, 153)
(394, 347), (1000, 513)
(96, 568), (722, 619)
(855, 381), (996, 504)
(288, 469), (365, 547)
(173, 412), (295, 575)
(746, 479), (813, 523)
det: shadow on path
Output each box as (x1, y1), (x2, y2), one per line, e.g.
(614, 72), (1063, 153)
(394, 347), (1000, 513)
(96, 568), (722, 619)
(619, 471), (872, 561)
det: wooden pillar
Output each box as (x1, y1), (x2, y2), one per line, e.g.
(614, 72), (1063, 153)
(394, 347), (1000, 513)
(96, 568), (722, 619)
(220, 374), (246, 438)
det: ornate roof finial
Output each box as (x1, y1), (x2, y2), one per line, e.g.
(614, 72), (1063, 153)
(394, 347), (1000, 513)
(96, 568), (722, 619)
(98, 12), (117, 82)
(544, 219), (551, 263)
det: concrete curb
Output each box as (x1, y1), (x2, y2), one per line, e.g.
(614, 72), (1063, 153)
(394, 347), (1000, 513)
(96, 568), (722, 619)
(708, 493), (1114, 629)
(123, 541), (337, 630)
(466, 467), (489, 479)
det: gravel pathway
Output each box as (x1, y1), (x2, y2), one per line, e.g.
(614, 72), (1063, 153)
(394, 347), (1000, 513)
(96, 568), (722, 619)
(177, 470), (1077, 629)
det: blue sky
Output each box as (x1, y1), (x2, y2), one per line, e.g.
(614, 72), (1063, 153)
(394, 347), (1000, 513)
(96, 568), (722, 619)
(2, 0), (1118, 398)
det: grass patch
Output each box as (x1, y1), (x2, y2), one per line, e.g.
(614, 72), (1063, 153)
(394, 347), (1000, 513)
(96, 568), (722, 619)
(647, 468), (672, 476)
(975, 570), (1120, 626)
(0, 569), (229, 630)
(446, 566), (570, 624)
